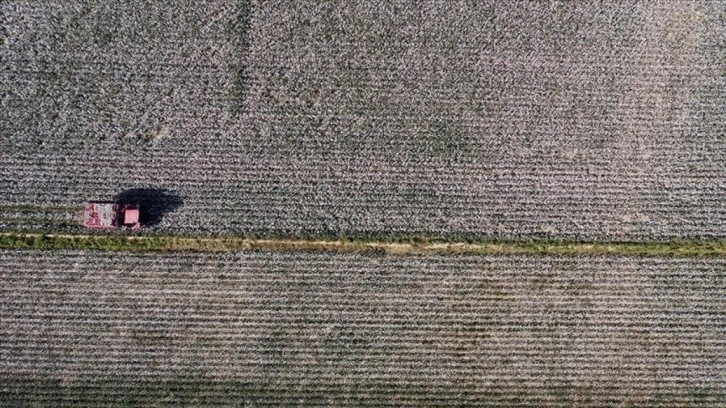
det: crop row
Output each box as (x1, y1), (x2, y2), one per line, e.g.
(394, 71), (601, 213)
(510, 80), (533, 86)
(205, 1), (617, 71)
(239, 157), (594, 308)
(1, 249), (724, 405)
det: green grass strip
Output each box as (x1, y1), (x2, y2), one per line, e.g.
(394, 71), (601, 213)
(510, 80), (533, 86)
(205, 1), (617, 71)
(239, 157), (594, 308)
(1, 232), (725, 257)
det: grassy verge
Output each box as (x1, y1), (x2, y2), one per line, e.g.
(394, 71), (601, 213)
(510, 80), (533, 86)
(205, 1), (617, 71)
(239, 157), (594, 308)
(1, 232), (724, 257)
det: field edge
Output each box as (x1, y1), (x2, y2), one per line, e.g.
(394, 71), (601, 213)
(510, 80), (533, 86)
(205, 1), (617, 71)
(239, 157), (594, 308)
(1, 231), (725, 258)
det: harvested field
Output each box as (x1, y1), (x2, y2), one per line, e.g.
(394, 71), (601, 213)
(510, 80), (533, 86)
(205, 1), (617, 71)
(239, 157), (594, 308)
(2, 1), (725, 240)
(1, 249), (724, 406)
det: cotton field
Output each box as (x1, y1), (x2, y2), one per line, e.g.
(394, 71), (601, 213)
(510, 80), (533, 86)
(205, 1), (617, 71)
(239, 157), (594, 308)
(1, 249), (724, 405)
(2, 1), (724, 240)
(1, 1), (725, 406)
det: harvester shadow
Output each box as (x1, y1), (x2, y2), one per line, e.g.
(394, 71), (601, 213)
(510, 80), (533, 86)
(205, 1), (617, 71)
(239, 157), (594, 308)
(115, 188), (183, 228)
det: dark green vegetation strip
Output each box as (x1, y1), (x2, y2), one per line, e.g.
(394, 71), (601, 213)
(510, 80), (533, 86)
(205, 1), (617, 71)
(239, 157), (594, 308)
(1, 232), (724, 257)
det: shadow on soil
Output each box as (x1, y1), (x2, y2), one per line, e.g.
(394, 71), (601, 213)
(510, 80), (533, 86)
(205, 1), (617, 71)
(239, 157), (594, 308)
(115, 188), (183, 227)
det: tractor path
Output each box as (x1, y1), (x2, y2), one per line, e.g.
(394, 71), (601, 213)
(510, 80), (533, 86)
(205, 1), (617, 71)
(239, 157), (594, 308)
(1, 232), (725, 257)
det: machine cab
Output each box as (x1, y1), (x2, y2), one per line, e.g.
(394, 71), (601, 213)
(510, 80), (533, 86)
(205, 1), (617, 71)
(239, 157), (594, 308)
(83, 202), (141, 230)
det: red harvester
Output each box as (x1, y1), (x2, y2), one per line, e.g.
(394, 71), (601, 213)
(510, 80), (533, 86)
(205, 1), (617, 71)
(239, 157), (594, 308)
(83, 202), (142, 230)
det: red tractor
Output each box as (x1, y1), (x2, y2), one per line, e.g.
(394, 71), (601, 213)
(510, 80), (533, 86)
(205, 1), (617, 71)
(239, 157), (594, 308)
(83, 202), (142, 230)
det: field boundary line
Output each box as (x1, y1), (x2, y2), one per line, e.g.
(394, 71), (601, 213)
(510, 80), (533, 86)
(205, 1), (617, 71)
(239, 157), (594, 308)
(1, 232), (725, 257)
